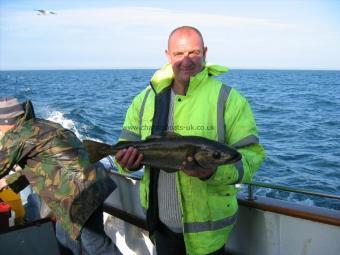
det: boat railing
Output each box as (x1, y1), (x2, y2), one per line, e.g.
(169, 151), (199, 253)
(244, 181), (340, 201)
(104, 155), (340, 202)
(106, 163), (340, 202)
(102, 157), (340, 227)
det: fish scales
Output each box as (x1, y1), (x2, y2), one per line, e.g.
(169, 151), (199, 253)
(83, 134), (242, 173)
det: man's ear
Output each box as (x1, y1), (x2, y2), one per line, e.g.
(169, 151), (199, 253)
(203, 46), (208, 61)
(165, 49), (171, 63)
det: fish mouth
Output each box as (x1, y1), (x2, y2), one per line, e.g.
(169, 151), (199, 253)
(221, 152), (242, 165)
(230, 153), (242, 164)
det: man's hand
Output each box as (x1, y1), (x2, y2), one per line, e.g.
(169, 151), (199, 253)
(115, 147), (143, 171)
(0, 177), (8, 191)
(181, 156), (216, 179)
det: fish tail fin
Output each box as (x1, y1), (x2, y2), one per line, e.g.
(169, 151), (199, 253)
(83, 139), (116, 164)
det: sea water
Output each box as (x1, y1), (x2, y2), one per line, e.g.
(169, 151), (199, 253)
(1, 69), (339, 210)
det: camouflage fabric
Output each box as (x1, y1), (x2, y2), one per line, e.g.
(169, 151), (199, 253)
(0, 103), (115, 239)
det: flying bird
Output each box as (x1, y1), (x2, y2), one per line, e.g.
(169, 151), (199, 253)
(35, 9), (57, 15)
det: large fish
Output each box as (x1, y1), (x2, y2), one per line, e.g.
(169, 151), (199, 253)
(83, 133), (241, 173)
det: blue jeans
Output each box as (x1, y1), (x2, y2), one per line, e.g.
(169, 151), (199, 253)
(56, 222), (81, 255)
(23, 193), (42, 222)
(56, 206), (122, 255)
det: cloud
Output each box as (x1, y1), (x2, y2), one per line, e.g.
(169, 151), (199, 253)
(1, 6), (339, 70)
(2, 6), (293, 35)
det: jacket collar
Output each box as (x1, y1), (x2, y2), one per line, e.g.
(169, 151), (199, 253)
(150, 63), (228, 94)
(16, 100), (35, 127)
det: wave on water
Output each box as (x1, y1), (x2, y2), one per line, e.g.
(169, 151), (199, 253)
(42, 109), (104, 144)
(43, 110), (82, 139)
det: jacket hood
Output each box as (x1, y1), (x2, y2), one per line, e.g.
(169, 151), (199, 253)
(150, 62), (228, 93)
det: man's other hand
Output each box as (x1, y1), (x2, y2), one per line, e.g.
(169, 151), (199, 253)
(115, 147), (143, 171)
(0, 177), (8, 191)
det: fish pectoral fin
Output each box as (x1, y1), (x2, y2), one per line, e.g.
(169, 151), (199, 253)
(83, 139), (113, 164)
(194, 159), (211, 169)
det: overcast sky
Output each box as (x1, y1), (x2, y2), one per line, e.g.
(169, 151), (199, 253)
(1, 0), (339, 70)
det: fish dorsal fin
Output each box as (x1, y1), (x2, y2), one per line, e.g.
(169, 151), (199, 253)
(145, 135), (162, 141)
(164, 131), (182, 138)
(114, 140), (130, 147)
(144, 132), (181, 141)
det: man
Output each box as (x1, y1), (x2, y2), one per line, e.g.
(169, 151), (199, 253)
(0, 97), (122, 255)
(115, 26), (265, 255)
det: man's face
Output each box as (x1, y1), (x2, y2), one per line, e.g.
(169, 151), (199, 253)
(166, 30), (207, 85)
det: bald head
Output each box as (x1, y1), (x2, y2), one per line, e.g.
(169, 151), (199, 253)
(167, 26), (205, 50)
(165, 26), (207, 91)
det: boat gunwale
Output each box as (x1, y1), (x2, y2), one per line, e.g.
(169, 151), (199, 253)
(104, 170), (340, 227)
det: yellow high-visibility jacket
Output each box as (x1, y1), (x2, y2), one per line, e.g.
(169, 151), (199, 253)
(117, 63), (265, 255)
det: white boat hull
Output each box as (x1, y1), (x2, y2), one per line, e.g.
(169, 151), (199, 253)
(103, 170), (340, 255)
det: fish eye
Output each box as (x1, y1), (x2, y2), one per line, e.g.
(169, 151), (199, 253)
(212, 152), (221, 159)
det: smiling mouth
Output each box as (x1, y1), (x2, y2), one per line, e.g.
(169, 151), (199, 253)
(181, 69), (194, 73)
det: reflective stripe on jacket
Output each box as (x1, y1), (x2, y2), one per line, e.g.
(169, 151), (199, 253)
(117, 63), (265, 254)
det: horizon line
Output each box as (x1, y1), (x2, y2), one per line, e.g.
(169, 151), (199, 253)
(1, 67), (340, 72)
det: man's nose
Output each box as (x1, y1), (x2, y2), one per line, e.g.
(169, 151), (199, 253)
(181, 53), (193, 63)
